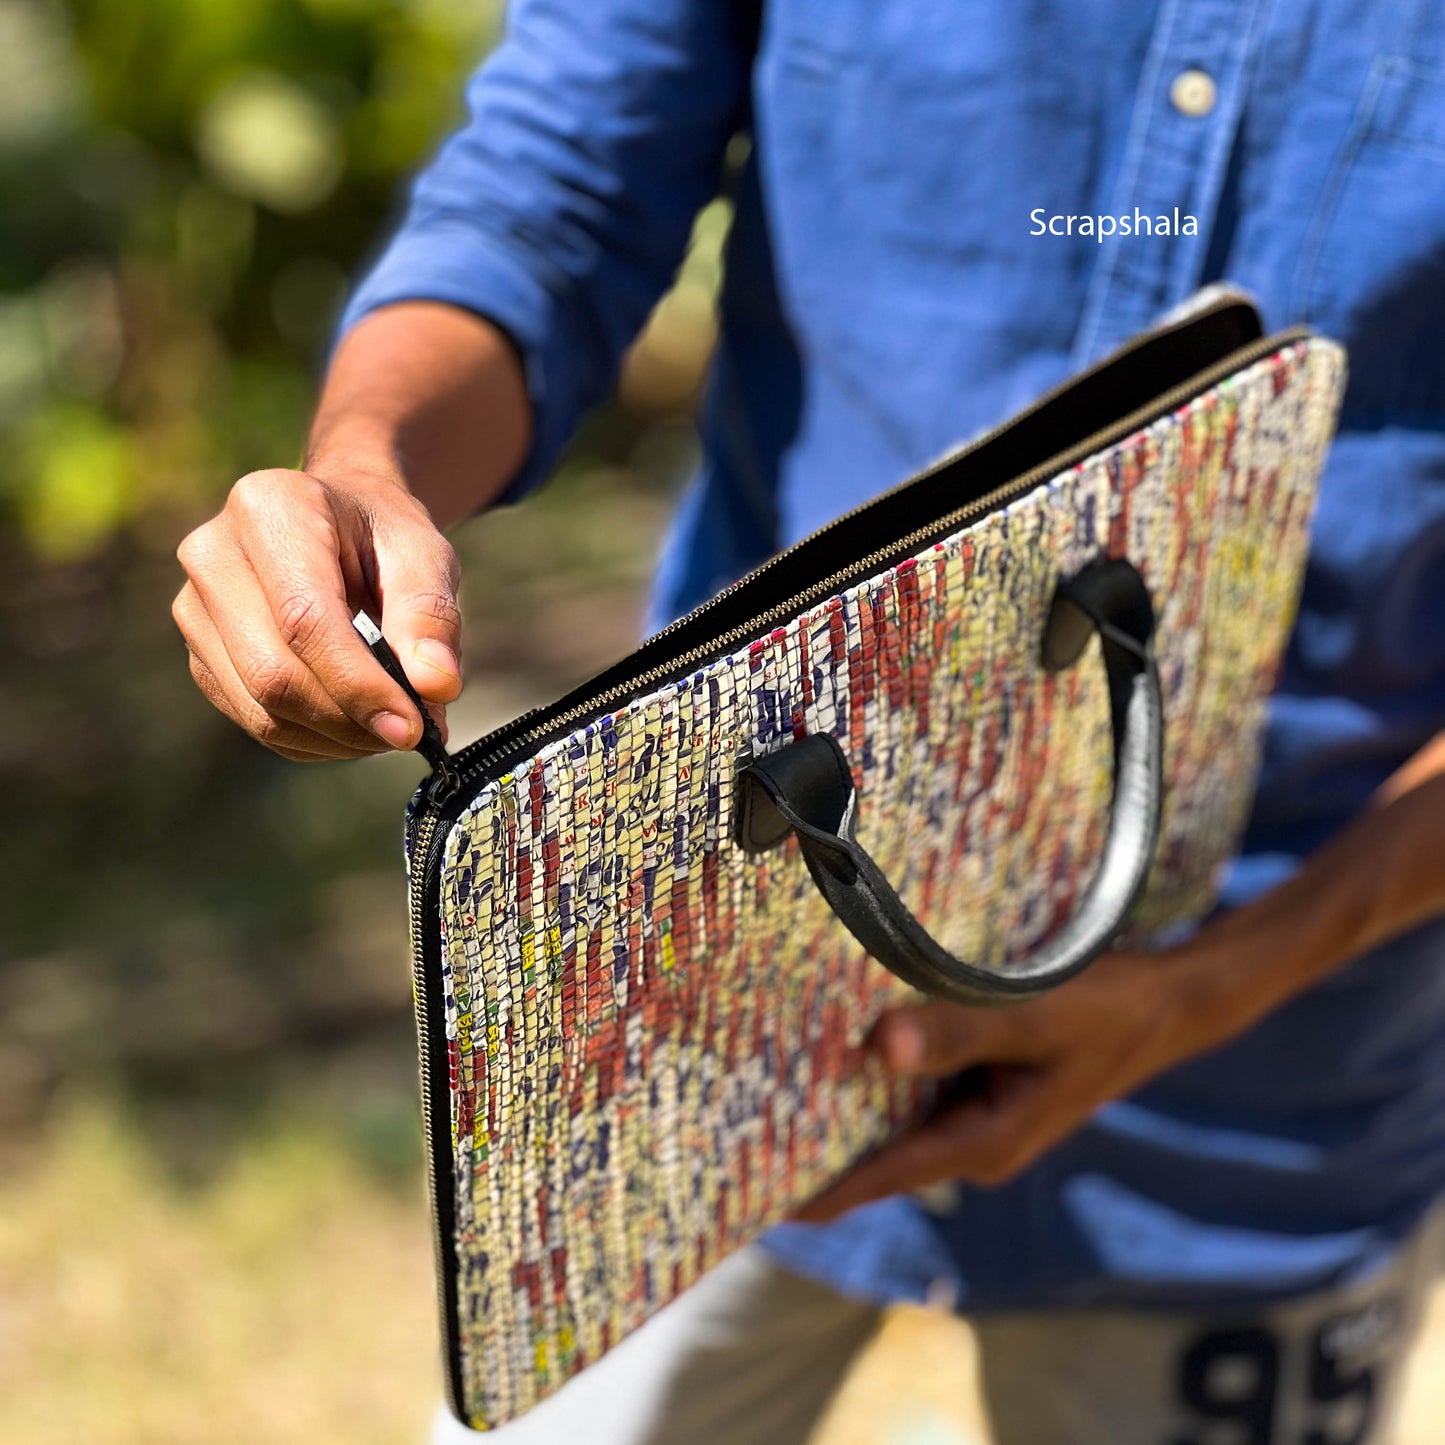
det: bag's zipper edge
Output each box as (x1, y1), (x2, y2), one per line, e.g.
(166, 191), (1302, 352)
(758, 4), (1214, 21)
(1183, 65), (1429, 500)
(434, 308), (1294, 802)
(409, 808), (466, 1420)
(437, 322), (1318, 810)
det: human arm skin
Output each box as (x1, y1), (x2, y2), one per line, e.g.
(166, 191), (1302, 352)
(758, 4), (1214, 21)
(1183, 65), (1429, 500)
(172, 0), (750, 757)
(798, 731), (1445, 1219)
(172, 302), (530, 759)
(309, 302), (531, 533)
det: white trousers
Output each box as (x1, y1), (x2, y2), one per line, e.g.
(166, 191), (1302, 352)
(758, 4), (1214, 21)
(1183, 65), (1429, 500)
(432, 1208), (1443, 1445)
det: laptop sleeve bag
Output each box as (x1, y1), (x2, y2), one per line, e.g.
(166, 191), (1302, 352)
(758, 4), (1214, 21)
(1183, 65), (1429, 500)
(369, 295), (1345, 1428)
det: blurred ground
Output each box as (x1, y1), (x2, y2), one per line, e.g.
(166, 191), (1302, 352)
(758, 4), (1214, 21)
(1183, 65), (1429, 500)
(5, 1101), (1443, 1444)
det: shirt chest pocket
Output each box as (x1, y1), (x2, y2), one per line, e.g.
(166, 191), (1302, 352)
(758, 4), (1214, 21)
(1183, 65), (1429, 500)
(1294, 58), (1445, 423)
(757, 2), (1117, 430)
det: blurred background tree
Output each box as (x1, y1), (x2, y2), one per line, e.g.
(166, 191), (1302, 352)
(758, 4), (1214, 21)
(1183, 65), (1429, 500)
(0, 0), (726, 1141)
(0, 5), (723, 1438)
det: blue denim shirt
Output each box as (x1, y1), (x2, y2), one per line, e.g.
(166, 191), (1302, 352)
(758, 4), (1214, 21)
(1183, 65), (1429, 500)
(345, 0), (1445, 1309)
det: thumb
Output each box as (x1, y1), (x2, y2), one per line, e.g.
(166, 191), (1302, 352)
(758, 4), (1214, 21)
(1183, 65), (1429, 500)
(373, 521), (464, 705)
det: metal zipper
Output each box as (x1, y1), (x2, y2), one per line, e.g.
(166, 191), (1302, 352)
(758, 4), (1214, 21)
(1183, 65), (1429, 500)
(407, 306), (1315, 1413)
(352, 613), (466, 1414)
(408, 808), (464, 1418)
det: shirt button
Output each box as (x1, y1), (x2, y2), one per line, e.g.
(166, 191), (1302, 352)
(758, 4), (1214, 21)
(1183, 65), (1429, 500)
(1170, 68), (1217, 117)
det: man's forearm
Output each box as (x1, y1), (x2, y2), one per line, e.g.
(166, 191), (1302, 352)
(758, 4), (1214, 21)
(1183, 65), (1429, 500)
(1178, 732), (1445, 1049)
(306, 301), (534, 530)
(804, 730), (1445, 1213)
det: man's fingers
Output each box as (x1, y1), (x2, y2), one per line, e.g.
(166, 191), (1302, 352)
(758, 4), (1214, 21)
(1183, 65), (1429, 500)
(372, 519), (463, 704)
(175, 564), (384, 751)
(175, 468), (466, 759)
(225, 473), (429, 746)
(871, 999), (1032, 1078)
(186, 647), (381, 760)
(174, 583), (385, 761)
(175, 555), (392, 754)
(793, 1106), (990, 1221)
(795, 1073), (1047, 1221)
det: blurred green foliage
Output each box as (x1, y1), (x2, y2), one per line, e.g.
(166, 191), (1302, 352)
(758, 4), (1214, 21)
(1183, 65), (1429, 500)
(0, 0), (714, 1167)
(0, 0), (508, 560)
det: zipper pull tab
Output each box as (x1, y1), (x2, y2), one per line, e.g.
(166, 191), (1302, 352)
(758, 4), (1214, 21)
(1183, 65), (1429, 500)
(352, 610), (460, 802)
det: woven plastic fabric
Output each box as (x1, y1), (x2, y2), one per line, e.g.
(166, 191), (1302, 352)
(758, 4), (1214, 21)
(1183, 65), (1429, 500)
(431, 338), (1344, 1427)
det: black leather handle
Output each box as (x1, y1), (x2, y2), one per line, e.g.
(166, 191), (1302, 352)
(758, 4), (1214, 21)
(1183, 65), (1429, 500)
(734, 559), (1164, 1005)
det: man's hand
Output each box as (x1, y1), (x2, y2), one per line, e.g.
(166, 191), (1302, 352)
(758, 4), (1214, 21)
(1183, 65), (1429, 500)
(173, 301), (532, 760)
(173, 466), (462, 760)
(796, 948), (1204, 1221)
(799, 730), (1445, 1223)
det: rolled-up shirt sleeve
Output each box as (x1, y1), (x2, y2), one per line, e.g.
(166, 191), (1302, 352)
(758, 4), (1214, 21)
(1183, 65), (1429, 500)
(338, 0), (752, 500)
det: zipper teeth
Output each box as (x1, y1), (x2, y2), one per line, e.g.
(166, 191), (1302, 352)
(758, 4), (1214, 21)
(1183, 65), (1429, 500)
(408, 808), (462, 1419)
(446, 323), (1310, 791)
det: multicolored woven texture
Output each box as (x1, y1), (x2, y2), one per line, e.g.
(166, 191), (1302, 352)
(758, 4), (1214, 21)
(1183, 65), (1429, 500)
(430, 338), (1344, 1427)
